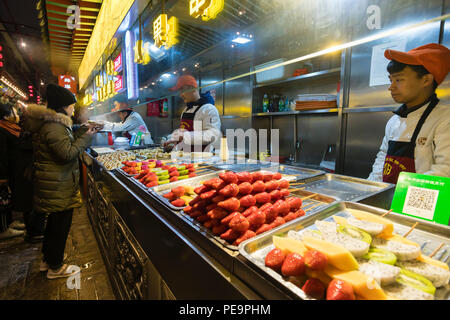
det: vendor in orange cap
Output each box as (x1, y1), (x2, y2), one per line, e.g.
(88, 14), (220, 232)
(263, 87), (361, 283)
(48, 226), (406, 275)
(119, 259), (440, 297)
(163, 75), (221, 152)
(368, 43), (450, 183)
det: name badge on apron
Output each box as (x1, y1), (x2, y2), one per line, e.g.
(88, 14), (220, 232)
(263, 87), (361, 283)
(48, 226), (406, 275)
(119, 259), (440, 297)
(383, 96), (439, 184)
(178, 105), (211, 152)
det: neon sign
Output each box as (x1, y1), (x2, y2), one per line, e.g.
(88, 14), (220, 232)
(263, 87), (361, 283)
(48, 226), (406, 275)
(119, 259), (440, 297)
(153, 14), (178, 49)
(189, 0), (224, 21)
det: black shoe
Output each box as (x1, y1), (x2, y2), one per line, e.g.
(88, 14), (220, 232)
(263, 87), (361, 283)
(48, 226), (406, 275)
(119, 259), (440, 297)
(25, 235), (44, 243)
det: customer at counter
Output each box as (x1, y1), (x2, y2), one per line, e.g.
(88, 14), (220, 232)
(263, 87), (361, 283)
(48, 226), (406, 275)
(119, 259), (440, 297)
(368, 43), (450, 183)
(101, 98), (153, 143)
(163, 75), (221, 152)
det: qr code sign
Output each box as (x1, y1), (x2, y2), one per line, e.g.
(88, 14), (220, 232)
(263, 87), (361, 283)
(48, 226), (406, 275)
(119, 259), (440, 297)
(403, 186), (439, 220)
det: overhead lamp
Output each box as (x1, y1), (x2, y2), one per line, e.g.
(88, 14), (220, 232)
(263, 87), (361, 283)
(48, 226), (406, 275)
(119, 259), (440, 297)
(21, 42), (26, 48)
(232, 35), (252, 44)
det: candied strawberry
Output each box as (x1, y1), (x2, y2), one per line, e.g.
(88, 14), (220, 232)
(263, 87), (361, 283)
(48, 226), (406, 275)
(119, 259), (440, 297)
(168, 166), (178, 172)
(302, 278), (326, 300)
(220, 171), (238, 184)
(169, 170), (180, 177)
(274, 200), (290, 216)
(212, 194), (226, 203)
(203, 178), (221, 189)
(205, 203), (218, 212)
(251, 171), (264, 182)
(265, 248), (286, 272)
(189, 195), (202, 206)
(269, 216), (286, 229)
(255, 192), (271, 204)
(220, 228), (241, 242)
(229, 214), (249, 232)
(194, 185), (210, 195)
(281, 253), (306, 277)
(326, 279), (355, 300)
(283, 211), (301, 222)
(221, 212), (241, 225)
(212, 224), (229, 235)
(188, 210), (202, 218)
(278, 179), (290, 189)
(217, 197), (240, 212)
(295, 209), (306, 217)
(200, 189), (217, 200)
(203, 219), (219, 229)
(196, 214), (210, 223)
(272, 172), (282, 180)
(171, 186), (185, 197)
(269, 189), (282, 201)
(171, 199), (186, 207)
(236, 171), (253, 183)
(192, 200), (208, 211)
(146, 181), (158, 188)
(248, 210), (266, 229)
(239, 194), (256, 208)
(207, 207), (229, 220)
(169, 176), (178, 182)
(242, 206), (259, 218)
(163, 192), (176, 201)
(262, 172), (274, 182)
(211, 179), (226, 190)
(233, 230), (256, 246)
(280, 188), (290, 198)
(305, 250), (328, 271)
(238, 182), (253, 195)
(219, 184), (239, 197)
(255, 223), (273, 235)
(286, 197), (303, 211)
(265, 180), (279, 192)
(265, 204), (279, 223)
(252, 180), (266, 193)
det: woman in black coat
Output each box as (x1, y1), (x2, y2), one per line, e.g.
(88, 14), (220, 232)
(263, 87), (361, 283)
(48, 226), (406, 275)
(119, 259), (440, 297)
(0, 103), (34, 240)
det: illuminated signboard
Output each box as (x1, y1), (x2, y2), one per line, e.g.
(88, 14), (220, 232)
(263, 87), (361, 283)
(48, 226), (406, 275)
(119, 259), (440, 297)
(189, 0), (224, 21)
(114, 53), (122, 72)
(153, 14), (178, 49)
(58, 75), (77, 94)
(114, 75), (124, 92)
(125, 30), (138, 99)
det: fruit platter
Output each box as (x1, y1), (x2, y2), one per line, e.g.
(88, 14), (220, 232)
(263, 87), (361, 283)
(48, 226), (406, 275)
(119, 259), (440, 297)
(96, 150), (136, 170)
(239, 201), (450, 300)
(151, 170), (338, 251)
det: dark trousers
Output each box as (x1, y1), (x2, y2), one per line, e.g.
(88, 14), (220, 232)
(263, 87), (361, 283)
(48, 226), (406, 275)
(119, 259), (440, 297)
(24, 210), (46, 237)
(42, 209), (73, 270)
(0, 209), (12, 233)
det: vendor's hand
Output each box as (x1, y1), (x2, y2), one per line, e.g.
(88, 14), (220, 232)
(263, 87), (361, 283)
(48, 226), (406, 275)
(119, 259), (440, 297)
(86, 121), (104, 131)
(86, 126), (101, 135)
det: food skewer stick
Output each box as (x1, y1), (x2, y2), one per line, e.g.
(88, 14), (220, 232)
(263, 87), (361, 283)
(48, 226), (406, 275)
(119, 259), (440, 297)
(403, 222), (419, 238)
(304, 202), (322, 212)
(290, 182), (305, 185)
(301, 193), (318, 201)
(429, 242), (445, 258)
(381, 209), (393, 217)
(289, 187), (306, 192)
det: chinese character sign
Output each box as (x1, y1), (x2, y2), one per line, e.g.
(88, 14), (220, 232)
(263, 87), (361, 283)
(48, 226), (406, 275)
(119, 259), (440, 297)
(189, 0), (223, 21)
(153, 14), (178, 49)
(58, 75), (77, 94)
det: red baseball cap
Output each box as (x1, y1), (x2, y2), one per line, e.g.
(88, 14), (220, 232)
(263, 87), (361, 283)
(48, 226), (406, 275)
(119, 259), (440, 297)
(384, 43), (450, 85)
(170, 75), (198, 91)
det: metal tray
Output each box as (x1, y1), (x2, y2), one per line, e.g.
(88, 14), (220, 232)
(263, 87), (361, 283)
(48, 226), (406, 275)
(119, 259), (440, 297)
(149, 171), (226, 211)
(299, 173), (394, 202)
(212, 161), (276, 172)
(239, 201), (450, 300)
(116, 167), (139, 177)
(263, 164), (325, 182)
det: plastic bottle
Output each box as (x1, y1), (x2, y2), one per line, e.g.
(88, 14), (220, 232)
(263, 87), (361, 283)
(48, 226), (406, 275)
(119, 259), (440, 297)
(284, 97), (289, 112)
(262, 94), (269, 113)
(278, 96), (285, 112)
(107, 132), (114, 146)
(161, 99), (169, 117)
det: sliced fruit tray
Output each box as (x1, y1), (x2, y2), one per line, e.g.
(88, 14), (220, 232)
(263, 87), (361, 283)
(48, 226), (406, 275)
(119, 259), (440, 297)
(153, 170), (338, 252)
(239, 201), (450, 300)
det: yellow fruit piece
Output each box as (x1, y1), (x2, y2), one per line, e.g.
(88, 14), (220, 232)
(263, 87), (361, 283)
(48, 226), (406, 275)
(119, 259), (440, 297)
(324, 265), (387, 300)
(378, 233), (420, 247)
(183, 186), (195, 195)
(417, 254), (449, 270)
(180, 196), (193, 205)
(272, 236), (308, 255)
(305, 269), (332, 286)
(346, 208), (394, 237)
(302, 236), (359, 271)
(333, 216), (348, 225)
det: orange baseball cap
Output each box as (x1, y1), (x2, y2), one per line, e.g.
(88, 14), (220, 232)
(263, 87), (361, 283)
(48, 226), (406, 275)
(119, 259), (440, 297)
(170, 75), (198, 91)
(384, 43), (450, 85)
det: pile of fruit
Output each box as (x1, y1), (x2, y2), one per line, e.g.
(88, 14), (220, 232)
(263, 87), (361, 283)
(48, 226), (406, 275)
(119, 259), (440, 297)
(182, 171), (307, 246)
(132, 163), (197, 188)
(163, 186), (196, 207)
(97, 150), (136, 170)
(121, 159), (165, 175)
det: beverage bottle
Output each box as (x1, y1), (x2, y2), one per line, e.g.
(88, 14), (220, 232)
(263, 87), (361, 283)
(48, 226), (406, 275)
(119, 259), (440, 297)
(107, 132), (114, 145)
(262, 94), (269, 112)
(162, 99), (169, 117)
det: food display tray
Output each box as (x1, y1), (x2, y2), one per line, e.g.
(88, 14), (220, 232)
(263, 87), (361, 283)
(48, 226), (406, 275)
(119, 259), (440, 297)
(263, 164), (325, 182)
(239, 201), (450, 300)
(116, 167), (138, 178)
(299, 173), (394, 202)
(211, 162), (276, 172)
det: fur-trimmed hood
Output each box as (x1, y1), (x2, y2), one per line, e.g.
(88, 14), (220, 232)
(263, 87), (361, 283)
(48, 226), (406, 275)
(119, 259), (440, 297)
(23, 104), (73, 133)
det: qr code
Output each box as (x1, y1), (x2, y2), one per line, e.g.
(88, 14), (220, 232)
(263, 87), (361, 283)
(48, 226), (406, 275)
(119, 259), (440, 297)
(403, 186), (439, 220)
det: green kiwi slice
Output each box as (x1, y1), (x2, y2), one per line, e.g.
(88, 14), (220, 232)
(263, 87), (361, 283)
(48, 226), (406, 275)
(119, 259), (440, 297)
(396, 268), (436, 295)
(363, 247), (397, 265)
(337, 224), (372, 244)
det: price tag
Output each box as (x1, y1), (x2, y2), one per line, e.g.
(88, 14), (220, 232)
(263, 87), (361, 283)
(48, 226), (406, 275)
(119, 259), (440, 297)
(390, 172), (450, 226)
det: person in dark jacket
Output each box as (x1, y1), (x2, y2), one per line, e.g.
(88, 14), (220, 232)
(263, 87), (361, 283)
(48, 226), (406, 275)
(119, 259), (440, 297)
(23, 84), (99, 279)
(0, 103), (27, 239)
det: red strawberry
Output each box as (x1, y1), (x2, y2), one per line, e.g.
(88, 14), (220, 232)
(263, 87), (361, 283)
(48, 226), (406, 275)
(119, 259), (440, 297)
(207, 207), (229, 220)
(286, 197), (303, 211)
(302, 278), (326, 300)
(262, 172), (274, 182)
(205, 203), (218, 212)
(326, 279), (355, 300)
(212, 195), (226, 203)
(220, 228), (241, 242)
(189, 195), (202, 206)
(265, 248), (286, 272)
(229, 214), (249, 232)
(265, 180), (279, 192)
(146, 181), (158, 188)
(265, 204), (279, 223)
(238, 182), (253, 195)
(274, 199), (290, 216)
(281, 253), (306, 277)
(211, 179), (226, 190)
(252, 180), (266, 193)
(192, 200), (208, 211)
(171, 186), (185, 197)
(269, 189), (282, 201)
(295, 208), (306, 217)
(220, 171), (238, 184)
(279, 179), (290, 189)
(305, 250), (328, 271)
(248, 210), (266, 229)
(168, 166), (178, 172)
(255, 192), (271, 204)
(270, 216), (286, 229)
(280, 188), (290, 198)
(169, 176), (178, 182)
(242, 206), (258, 218)
(194, 185), (210, 195)
(196, 214), (210, 223)
(233, 230), (256, 246)
(236, 171), (253, 183)
(169, 170), (180, 177)
(221, 212), (241, 225)
(171, 199), (186, 207)
(273, 172), (282, 180)
(251, 171), (264, 182)
(185, 163), (194, 169)
(203, 178), (222, 189)
(218, 197), (240, 212)
(239, 195), (256, 208)
(163, 192), (176, 201)
(188, 210), (202, 218)
(256, 223), (273, 235)
(183, 205), (193, 213)
(283, 210), (301, 222)
(200, 189), (217, 200)
(219, 184), (239, 198)
(203, 219), (219, 229)
(188, 173), (197, 177)
(212, 224), (229, 235)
